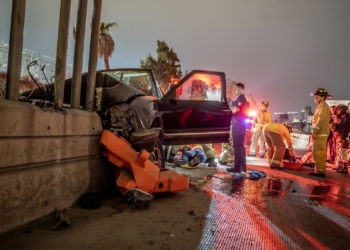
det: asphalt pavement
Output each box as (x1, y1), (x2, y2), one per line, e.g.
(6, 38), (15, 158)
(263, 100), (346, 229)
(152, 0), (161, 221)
(0, 147), (349, 250)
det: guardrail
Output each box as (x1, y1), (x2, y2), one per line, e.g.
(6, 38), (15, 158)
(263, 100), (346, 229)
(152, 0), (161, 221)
(291, 132), (312, 148)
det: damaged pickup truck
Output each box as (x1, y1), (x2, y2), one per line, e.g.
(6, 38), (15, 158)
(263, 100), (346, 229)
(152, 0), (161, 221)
(21, 68), (232, 168)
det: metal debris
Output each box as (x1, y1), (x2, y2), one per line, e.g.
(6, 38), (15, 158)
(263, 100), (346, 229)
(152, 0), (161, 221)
(52, 209), (71, 231)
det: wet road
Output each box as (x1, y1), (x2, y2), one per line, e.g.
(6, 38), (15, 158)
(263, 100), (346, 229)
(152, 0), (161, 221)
(192, 156), (350, 250)
(0, 148), (349, 250)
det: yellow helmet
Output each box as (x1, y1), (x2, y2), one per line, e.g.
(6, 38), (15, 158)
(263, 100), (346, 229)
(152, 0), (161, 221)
(260, 100), (269, 107)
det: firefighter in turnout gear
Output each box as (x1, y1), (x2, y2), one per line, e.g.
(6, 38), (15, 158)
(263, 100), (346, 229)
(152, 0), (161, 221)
(310, 88), (332, 177)
(332, 104), (350, 174)
(249, 100), (272, 158)
(262, 122), (294, 169)
(187, 79), (208, 100)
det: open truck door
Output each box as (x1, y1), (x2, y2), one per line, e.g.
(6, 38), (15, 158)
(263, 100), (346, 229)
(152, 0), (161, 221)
(158, 70), (232, 145)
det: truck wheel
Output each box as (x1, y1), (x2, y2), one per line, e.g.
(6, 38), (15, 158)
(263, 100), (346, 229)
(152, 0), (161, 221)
(149, 138), (165, 168)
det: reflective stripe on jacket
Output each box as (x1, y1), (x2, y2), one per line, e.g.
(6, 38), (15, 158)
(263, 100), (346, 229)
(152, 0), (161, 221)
(312, 101), (330, 137)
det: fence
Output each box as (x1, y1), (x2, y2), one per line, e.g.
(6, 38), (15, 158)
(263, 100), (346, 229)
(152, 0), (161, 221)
(0, 40), (74, 84)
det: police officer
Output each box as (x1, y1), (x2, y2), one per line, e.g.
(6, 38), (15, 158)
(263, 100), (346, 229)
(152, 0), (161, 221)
(310, 88), (332, 177)
(249, 100), (272, 158)
(226, 83), (249, 173)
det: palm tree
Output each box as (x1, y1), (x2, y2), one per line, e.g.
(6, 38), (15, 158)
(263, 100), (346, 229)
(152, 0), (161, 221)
(98, 22), (118, 69)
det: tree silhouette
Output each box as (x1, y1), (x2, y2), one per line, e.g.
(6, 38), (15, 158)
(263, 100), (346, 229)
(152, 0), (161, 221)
(98, 22), (118, 69)
(140, 40), (182, 89)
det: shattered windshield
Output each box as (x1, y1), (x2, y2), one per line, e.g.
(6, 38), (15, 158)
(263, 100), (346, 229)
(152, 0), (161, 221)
(104, 70), (158, 97)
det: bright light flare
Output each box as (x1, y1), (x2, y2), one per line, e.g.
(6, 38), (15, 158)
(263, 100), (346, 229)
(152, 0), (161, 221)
(248, 110), (257, 117)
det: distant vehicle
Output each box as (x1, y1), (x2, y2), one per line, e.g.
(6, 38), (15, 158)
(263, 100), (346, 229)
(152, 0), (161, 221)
(21, 68), (232, 168)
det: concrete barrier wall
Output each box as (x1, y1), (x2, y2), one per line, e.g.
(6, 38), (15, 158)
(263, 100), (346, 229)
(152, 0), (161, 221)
(0, 100), (112, 233)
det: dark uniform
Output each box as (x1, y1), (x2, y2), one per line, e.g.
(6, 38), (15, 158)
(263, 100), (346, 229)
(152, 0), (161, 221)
(230, 94), (249, 172)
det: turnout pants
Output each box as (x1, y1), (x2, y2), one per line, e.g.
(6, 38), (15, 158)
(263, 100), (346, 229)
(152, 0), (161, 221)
(335, 138), (349, 167)
(250, 130), (266, 155)
(263, 131), (286, 168)
(312, 136), (327, 174)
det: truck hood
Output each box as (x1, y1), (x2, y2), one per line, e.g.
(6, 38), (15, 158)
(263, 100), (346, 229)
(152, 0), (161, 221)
(20, 73), (146, 109)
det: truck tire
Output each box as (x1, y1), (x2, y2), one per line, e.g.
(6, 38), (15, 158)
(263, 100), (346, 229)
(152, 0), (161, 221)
(149, 138), (165, 168)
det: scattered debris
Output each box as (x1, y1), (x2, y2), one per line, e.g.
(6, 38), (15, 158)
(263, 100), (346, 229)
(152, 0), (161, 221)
(146, 241), (154, 246)
(125, 188), (153, 209)
(52, 209), (71, 231)
(107, 208), (122, 217)
(79, 192), (101, 209)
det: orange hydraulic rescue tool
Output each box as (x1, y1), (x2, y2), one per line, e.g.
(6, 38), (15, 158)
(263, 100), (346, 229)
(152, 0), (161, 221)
(100, 130), (189, 195)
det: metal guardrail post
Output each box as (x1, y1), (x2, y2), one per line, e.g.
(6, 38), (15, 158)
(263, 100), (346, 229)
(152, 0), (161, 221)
(85, 0), (102, 111)
(53, 0), (71, 109)
(5, 0), (26, 100)
(71, 0), (88, 109)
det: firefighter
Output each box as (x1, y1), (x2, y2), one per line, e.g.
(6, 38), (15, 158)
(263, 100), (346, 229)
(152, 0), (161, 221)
(218, 143), (234, 165)
(219, 131), (234, 165)
(248, 100), (272, 158)
(202, 144), (217, 167)
(188, 79), (208, 100)
(262, 122), (294, 169)
(332, 104), (350, 174)
(310, 88), (332, 177)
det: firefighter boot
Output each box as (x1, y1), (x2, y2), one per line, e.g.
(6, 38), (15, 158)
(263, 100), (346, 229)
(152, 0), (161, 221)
(337, 163), (348, 174)
(188, 157), (199, 167)
(207, 158), (217, 167)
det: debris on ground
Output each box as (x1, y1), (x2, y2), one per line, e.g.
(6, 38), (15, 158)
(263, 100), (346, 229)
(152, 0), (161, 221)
(79, 192), (101, 209)
(125, 188), (153, 209)
(52, 209), (71, 231)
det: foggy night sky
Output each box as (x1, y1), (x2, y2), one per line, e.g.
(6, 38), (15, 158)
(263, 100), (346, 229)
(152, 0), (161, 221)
(1, 0), (349, 114)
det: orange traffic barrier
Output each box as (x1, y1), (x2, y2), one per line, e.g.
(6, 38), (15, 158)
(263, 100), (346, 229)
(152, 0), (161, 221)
(100, 130), (188, 195)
